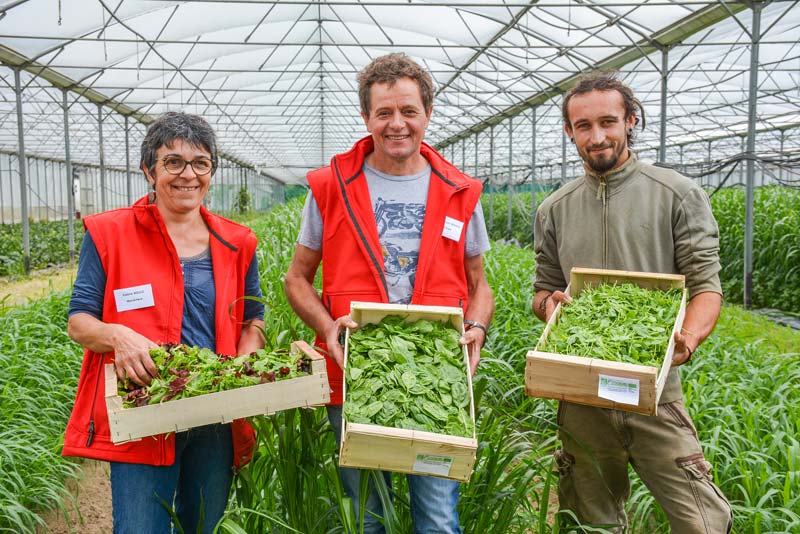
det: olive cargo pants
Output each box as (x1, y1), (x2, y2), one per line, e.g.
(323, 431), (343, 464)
(555, 399), (732, 533)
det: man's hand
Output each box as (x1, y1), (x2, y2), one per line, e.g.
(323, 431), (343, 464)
(324, 314), (359, 369)
(535, 290), (572, 322)
(112, 325), (160, 386)
(671, 329), (696, 367)
(459, 327), (485, 376)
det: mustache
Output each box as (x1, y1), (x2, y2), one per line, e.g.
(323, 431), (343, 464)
(587, 143), (613, 151)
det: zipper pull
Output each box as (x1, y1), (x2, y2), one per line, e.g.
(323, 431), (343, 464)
(86, 420), (95, 447)
(596, 178), (607, 203)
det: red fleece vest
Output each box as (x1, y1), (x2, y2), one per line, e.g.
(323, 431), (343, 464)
(307, 136), (482, 404)
(62, 196), (257, 467)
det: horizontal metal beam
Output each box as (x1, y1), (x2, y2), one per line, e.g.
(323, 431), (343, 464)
(435, 2), (750, 148)
(0, 44), (286, 183)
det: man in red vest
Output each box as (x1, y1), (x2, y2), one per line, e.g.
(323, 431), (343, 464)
(285, 53), (494, 534)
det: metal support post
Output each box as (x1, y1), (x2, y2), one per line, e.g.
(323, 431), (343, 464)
(561, 128), (567, 184)
(743, 2), (762, 309)
(63, 90), (75, 263)
(530, 107), (537, 242)
(461, 139), (466, 171)
(98, 104), (107, 212)
(707, 140), (713, 188)
(739, 136), (746, 186)
(779, 130), (785, 183)
(14, 68), (30, 273)
(125, 115), (132, 205)
(507, 117), (513, 239)
(489, 126), (494, 232)
(474, 132), (479, 180)
(659, 47), (669, 163)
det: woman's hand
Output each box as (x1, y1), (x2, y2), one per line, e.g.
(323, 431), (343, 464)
(111, 325), (160, 386)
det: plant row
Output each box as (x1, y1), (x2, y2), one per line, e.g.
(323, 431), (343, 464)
(0, 219), (84, 277)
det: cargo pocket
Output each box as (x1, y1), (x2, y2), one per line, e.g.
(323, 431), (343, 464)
(676, 455), (733, 534)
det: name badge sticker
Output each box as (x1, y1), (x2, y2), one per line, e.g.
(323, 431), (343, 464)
(597, 374), (640, 406)
(442, 216), (465, 242)
(114, 284), (156, 312)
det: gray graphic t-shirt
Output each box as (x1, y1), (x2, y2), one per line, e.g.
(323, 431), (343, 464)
(298, 162), (490, 304)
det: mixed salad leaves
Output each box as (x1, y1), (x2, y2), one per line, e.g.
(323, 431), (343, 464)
(119, 344), (311, 409)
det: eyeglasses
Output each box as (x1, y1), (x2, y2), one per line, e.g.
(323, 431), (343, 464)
(159, 156), (215, 176)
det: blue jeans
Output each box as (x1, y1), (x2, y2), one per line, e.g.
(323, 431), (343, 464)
(328, 405), (462, 534)
(110, 423), (233, 534)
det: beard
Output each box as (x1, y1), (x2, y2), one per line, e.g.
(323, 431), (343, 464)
(583, 144), (620, 173)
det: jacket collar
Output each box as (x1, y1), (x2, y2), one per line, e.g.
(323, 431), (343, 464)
(333, 135), (472, 190)
(582, 150), (640, 194)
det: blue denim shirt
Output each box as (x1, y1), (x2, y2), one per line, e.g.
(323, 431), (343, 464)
(69, 232), (264, 350)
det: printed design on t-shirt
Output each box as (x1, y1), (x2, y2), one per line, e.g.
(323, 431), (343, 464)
(373, 197), (425, 304)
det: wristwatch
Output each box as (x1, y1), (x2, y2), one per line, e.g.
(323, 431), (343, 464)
(463, 319), (488, 347)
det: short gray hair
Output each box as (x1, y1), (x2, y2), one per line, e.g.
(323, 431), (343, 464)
(140, 112), (218, 174)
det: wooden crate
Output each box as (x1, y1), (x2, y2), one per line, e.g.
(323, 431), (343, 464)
(105, 341), (330, 444)
(339, 302), (478, 482)
(525, 268), (687, 416)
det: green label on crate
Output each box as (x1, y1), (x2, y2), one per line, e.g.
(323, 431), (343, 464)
(597, 374), (640, 406)
(413, 454), (454, 476)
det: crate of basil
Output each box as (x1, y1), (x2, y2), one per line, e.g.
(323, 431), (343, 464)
(339, 302), (478, 482)
(525, 268), (687, 416)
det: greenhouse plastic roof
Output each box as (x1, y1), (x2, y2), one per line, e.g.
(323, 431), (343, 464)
(0, 1), (798, 184)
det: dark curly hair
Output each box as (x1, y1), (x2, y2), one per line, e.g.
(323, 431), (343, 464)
(562, 71), (646, 146)
(358, 53), (434, 117)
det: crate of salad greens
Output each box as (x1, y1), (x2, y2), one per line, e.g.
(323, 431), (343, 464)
(339, 302), (477, 482)
(525, 268), (687, 416)
(105, 340), (329, 443)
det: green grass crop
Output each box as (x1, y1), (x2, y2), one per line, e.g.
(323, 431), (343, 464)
(0, 291), (84, 532)
(711, 186), (800, 312)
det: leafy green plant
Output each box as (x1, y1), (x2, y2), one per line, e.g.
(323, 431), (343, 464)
(233, 186), (252, 214)
(345, 316), (474, 437)
(0, 219), (84, 276)
(542, 283), (683, 366)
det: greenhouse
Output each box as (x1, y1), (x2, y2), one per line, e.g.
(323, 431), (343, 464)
(0, 0), (798, 532)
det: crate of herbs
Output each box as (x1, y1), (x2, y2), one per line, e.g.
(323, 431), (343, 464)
(525, 268), (687, 416)
(339, 302), (478, 482)
(105, 340), (330, 443)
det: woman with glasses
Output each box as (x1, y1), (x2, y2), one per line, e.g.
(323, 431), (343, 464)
(62, 112), (265, 534)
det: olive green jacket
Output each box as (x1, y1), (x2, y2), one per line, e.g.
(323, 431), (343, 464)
(533, 152), (722, 403)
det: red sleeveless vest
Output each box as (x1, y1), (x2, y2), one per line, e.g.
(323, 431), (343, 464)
(307, 136), (482, 404)
(62, 196), (257, 467)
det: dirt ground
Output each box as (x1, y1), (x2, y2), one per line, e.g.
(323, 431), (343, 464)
(0, 264), (77, 306)
(37, 460), (113, 534)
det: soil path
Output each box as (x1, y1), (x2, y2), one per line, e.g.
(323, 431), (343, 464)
(0, 264), (77, 306)
(37, 460), (113, 534)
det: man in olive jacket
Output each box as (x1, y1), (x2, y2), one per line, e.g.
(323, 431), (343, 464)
(533, 72), (732, 533)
